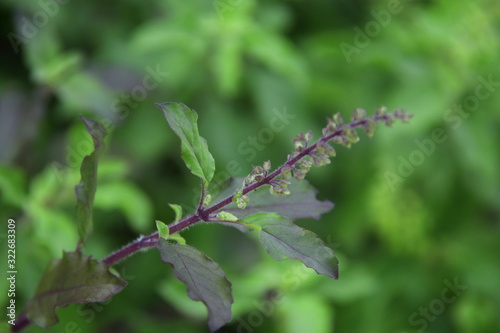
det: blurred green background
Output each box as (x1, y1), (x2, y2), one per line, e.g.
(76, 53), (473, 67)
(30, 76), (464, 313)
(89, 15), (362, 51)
(1, 0), (499, 332)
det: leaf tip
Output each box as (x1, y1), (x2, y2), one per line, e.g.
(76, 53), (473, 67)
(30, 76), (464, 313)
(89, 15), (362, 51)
(78, 115), (107, 149)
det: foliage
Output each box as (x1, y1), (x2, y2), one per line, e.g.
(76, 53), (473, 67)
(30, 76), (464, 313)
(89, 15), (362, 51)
(156, 240), (232, 332)
(25, 252), (126, 328)
(158, 102), (215, 185)
(1, 0), (499, 332)
(8, 102), (408, 332)
(74, 116), (107, 247)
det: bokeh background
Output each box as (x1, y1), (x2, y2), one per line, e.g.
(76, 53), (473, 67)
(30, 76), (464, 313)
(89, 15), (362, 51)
(1, 0), (499, 332)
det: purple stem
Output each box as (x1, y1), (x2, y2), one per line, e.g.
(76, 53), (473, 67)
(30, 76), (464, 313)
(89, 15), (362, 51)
(101, 113), (401, 267)
(15, 111), (409, 332)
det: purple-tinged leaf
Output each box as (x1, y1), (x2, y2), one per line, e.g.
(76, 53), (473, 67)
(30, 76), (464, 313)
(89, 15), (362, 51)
(74, 116), (107, 246)
(211, 178), (334, 220)
(156, 240), (233, 332)
(243, 213), (339, 279)
(26, 251), (127, 328)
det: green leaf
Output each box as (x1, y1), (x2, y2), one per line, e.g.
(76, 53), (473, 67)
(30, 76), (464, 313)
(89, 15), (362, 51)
(168, 233), (187, 245)
(156, 220), (170, 239)
(156, 240), (233, 332)
(157, 102), (215, 184)
(74, 116), (107, 246)
(242, 213), (339, 279)
(156, 220), (186, 244)
(212, 178), (334, 220)
(169, 203), (183, 222)
(26, 251), (127, 328)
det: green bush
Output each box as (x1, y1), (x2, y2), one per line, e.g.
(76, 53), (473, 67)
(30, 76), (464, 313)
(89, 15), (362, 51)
(1, 0), (499, 332)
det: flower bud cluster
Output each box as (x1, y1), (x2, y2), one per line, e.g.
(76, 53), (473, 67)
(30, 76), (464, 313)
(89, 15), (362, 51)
(234, 107), (412, 207)
(269, 179), (291, 196)
(392, 108), (412, 123)
(244, 160), (272, 186)
(287, 126), (337, 180)
(233, 160), (273, 207)
(286, 107), (412, 183)
(233, 189), (249, 209)
(292, 130), (313, 152)
(245, 160), (291, 196)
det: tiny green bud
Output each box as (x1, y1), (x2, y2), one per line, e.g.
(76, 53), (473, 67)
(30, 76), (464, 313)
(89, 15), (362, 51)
(316, 143), (325, 155)
(269, 186), (276, 196)
(156, 220), (186, 244)
(333, 112), (343, 125)
(333, 134), (351, 148)
(245, 165), (267, 184)
(327, 145), (336, 157)
(294, 168), (307, 180)
(375, 106), (387, 117)
(325, 117), (337, 133)
(217, 211), (239, 222)
(203, 194), (212, 207)
(363, 120), (377, 138)
(313, 154), (331, 167)
(244, 174), (256, 185)
(332, 135), (344, 145)
(254, 174), (265, 182)
(236, 194), (249, 209)
(295, 132), (306, 141)
(344, 127), (360, 143)
(253, 165), (265, 175)
(317, 141), (336, 157)
(233, 189), (243, 203)
(263, 160), (271, 170)
(351, 108), (366, 122)
(270, 181), (290, 196)
(281, 166), (292, 179)
(294, 140), (305, 152)
(156, 220), (170, 240)
(304, 130), (313, 142)
(299, 158), (313, 170)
